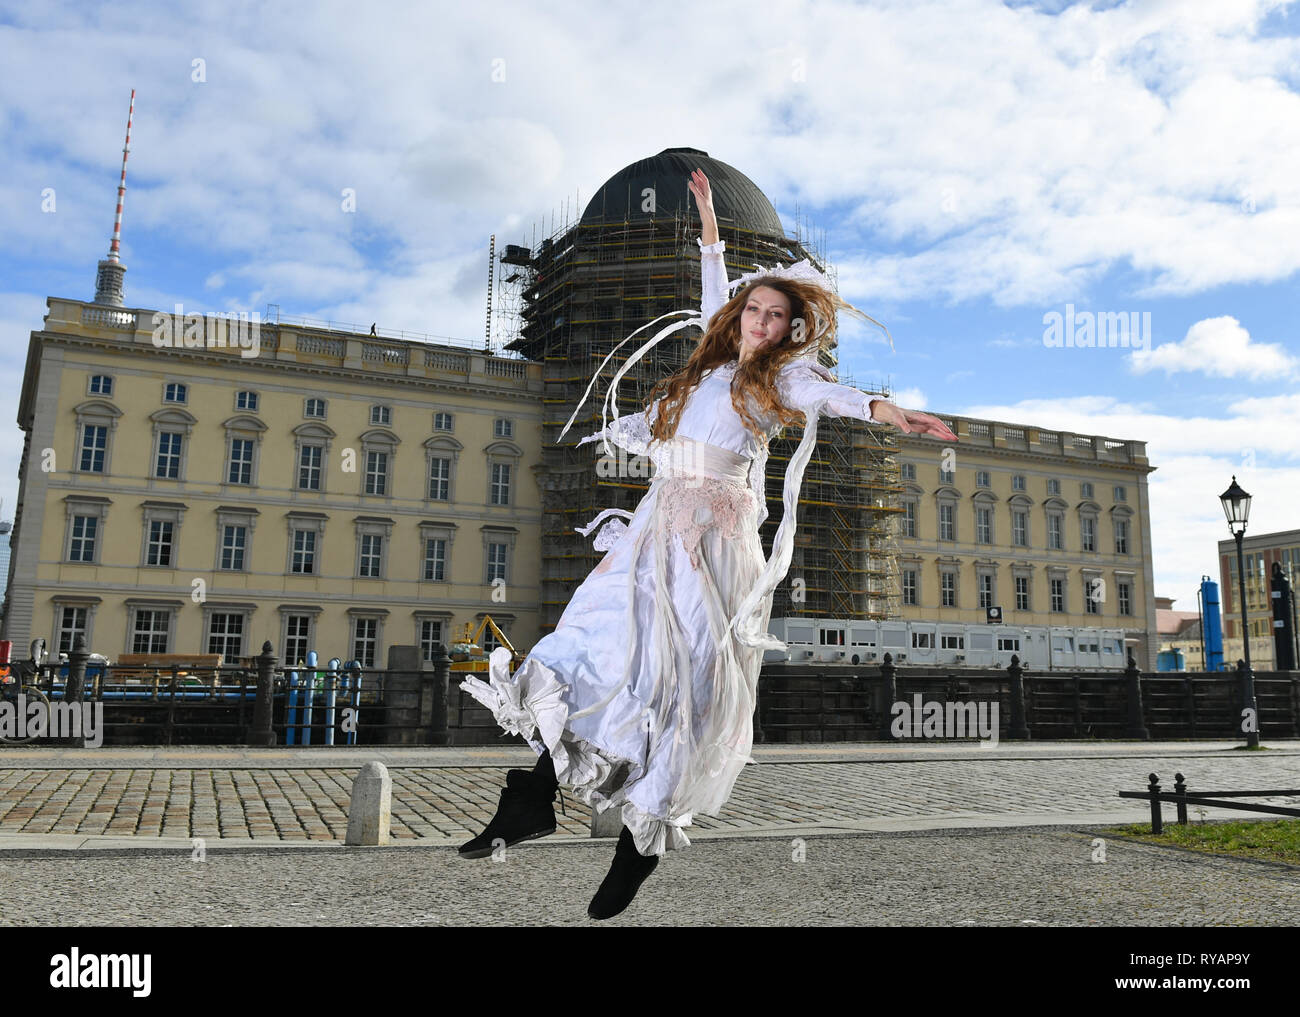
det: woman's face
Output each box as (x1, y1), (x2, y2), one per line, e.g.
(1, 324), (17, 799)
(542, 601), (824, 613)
(738, 285), (792, 360)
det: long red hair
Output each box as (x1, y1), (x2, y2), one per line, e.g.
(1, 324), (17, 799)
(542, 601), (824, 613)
(646, 275), (858, 444)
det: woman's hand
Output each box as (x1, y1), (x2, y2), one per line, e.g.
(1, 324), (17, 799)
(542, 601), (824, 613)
(688, 168), (718, 245)
(870, 399), (958, 440)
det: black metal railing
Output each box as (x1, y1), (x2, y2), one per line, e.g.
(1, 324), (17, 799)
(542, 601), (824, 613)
(1119, 772), (1300, 833)
(15, 638), (1299, 747)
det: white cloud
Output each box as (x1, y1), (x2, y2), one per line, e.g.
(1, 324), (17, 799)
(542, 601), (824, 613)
(1129, 315), (1300, 379)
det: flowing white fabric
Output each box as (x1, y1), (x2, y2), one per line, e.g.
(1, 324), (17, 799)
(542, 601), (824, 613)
(460, 236), (883, 857)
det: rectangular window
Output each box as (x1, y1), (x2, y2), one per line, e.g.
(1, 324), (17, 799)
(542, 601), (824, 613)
(419, 619), (444, 661)
(939, 504), (954, 541)
(371, 405), (391, 426)
(488, 543), (507, 582)
(940, 469), (955, 485)
(941, 572), (955, 607)
(207, 613), (245, 658)
(1118, 582), (1132, 616)
(1012, 474), (1025, 491)
(912, 631), (934, 649)
(89, 375), (113, 395)
(155, 432), (183, 479)
(305, 398), (326, 418)
(1081, 516), (1095, 552)
(291, 529), (316, 574)
(228, 439), (254, 484)
(353, 618), (378, 668)
(79, 424), (107, 472)
(423, 538), (446, 581)
(429, 458), (450, 500)
(490, 463), (511, 505)
(57, 606), (89, 656)
(976, 507), (991, 543)
(132, 610), (170, 654)
(1015, 576), (1029, 611)
(1013, 511), (1027, 546)
(298, 445), (322, 490)
(1113, 485), (1126, 502)
(998, 636), (1021, 652)
(1085, 578), (1101, 614)
(236, 391), (258, 411)
(69, 516), (98, 562)
(901, 463), (915, 480)
(1048, 478), (1060, 495)
(1050, 578), (1064, 612)
(979, 573), (993, 609)
(941, 633), (965, 650)
(1081, 481), (1093, 498)
(976, 470), (989, 487)
(1048, 514), (1062, 550)
(164, 382), (187, 403)
(359, 535), (383, 578)
(146, 520), (174, 567)
(434, 412), (453, 430)
(365, 450), (388, 495)
(220, 525), (246, 570)
(284, 615), (311, 664)
(1115, 520), (1129, 554)
(902, 569), (916, 605)
(903, 502), (916, 538)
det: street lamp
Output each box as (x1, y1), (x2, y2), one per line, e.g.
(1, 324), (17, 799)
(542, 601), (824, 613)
(1219, 475), (1259, 747)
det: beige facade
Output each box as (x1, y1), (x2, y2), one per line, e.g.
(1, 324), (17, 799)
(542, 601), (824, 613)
(6, 298), (544, 668)
(893, 416), (1158, 669)
(6, 295), (1163, 673)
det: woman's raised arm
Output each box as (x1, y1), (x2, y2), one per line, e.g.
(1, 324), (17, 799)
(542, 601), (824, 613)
(689, 169), (728, 330)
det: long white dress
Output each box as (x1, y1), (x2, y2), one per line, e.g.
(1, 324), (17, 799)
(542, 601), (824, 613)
(460, 238), (883, 856)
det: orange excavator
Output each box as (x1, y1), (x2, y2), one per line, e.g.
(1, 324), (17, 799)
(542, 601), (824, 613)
(447, 616), (524, 673)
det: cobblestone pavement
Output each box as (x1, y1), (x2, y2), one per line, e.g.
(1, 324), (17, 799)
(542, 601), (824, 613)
(1, 825), (1297, 926)
(0, 741), (1296, 843)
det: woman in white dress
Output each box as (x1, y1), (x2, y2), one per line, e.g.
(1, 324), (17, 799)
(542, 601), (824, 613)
(460, 169), (957, 919)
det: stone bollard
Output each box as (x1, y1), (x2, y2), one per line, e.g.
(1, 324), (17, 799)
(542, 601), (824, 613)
(591, 801), (624, 838)
(345, 761), (391, 845)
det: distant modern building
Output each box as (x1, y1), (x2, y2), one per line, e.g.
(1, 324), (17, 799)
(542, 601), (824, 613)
(1217, 526), (1300, 670)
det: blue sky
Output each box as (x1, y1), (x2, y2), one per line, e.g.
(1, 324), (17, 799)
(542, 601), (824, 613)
(1, 0), (1297, 611)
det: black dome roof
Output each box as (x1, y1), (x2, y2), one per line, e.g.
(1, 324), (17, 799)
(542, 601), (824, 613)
(580, 147), (784, 236)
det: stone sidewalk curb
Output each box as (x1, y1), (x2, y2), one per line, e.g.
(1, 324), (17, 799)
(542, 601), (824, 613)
(1, 739), (1293, 769)
(0, 806), (1272, 854)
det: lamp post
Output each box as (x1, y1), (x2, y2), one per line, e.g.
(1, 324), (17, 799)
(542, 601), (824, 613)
(1220, 475), (1259, 747)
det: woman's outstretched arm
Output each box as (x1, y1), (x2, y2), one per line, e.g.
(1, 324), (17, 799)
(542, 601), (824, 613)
(689, 168), (728, 329)
(776, 362), (958, 439)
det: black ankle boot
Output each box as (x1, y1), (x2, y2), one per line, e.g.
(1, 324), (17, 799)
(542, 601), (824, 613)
(457, 761), (563, 860)
(457, 775), (553, 858)
(587, 825), (659, 920)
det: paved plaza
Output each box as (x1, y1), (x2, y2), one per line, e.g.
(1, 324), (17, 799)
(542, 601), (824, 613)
(0, 741), (1296, 925)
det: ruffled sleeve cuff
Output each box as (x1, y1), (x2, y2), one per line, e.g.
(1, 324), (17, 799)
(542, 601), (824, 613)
(697, 237), (726, 255)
